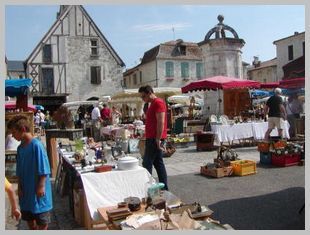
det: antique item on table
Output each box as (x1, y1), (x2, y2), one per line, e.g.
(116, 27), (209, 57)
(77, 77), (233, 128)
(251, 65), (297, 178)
(152, 198), (166, 210)
(124, 197), (141, 211)
(106, 207), (132, 222)
(80, 158), (87, 168)
(118, 201), (128, 208)
(94, 164), (113, 173)
(117, 156), (139, 170)
(73, 152), (83, 162)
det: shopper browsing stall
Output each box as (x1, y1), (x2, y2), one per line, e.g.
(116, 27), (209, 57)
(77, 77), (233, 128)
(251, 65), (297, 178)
(138, 85), (168, 190)
(264, 88), (287, 140)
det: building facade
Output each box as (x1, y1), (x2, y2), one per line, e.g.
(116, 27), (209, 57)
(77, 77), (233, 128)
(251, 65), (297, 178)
(273, 31), (305, 80)
(123, 40), (203, 89)
(247, 57), (277, 83)
(25, 5), (125, 111)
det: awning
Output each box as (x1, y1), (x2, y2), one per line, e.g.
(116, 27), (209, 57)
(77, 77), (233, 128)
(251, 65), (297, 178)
(5, 78), (32, 97)
(279, 77), (305, 89)
(111, 87), (181, 102)
(5, 101), (36, 112)
(260, 82), (279, 89)
(181, 76), (261, 93)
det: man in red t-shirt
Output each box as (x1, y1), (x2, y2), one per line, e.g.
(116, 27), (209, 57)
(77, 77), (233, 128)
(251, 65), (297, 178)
(138, 85), (168, 190)
(100, 104), (111, 126)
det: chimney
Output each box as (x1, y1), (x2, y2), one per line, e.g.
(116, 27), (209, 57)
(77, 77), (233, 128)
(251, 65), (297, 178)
(294, 31), (299, 35)
(252, 56), (261, 68)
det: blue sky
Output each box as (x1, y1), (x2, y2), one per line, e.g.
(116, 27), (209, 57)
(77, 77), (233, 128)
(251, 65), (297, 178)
(5, 5), (305, 68)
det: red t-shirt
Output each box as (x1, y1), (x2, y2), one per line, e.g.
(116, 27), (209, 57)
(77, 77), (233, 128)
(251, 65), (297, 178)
(101, 108), (111, 120)
(145, 98), (167, 139)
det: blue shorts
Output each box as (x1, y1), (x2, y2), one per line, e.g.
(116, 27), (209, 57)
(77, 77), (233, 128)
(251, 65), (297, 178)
(21, 210), (51, 225)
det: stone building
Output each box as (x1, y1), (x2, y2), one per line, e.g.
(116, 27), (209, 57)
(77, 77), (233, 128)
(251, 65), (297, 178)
(247, 57), (277, 83)
(7, 60), (26, 79)
(123, 39), (203, 89)
(273, 31), (305, 80)
(25, 5), (125, 112)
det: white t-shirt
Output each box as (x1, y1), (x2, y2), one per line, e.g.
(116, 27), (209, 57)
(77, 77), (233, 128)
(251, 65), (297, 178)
(5, 134), (20, 151)
(91, 107), (101, 120)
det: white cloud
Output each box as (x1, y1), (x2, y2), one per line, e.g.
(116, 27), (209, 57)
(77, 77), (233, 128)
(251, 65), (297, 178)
(132, 22), (191, 32)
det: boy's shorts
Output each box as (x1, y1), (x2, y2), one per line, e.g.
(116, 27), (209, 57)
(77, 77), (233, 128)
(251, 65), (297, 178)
(21, 210), (51, 225)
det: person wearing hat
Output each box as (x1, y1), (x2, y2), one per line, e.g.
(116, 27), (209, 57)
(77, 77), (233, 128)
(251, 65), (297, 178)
(264, 88), (287, 140)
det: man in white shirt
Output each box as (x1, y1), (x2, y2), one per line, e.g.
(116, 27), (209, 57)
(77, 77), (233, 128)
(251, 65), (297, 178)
(91, 104), (102, 141)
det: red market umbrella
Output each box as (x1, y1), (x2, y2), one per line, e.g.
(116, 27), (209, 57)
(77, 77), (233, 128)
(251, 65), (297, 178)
(279, 77), (305, 89)
(260, 82), (279, 89)
(5, 101), (37, 112)
(181, 76), (261, 93)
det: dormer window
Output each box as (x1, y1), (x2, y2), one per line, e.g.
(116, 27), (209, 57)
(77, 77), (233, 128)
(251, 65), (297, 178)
(90, 39), (99, 56)
(179, 45), (186, 55)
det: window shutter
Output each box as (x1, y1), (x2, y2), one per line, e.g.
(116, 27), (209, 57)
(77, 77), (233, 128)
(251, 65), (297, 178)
(166, 62), (174, 77)
(181, 62), (189, 78)
(96, 66), (101, 84)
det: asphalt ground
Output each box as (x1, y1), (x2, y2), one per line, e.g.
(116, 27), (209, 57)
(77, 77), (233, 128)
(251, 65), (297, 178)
(5, 142), (305, 230)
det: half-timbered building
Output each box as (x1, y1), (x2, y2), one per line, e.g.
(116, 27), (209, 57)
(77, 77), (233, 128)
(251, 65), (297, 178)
(26, 5), (125, 112)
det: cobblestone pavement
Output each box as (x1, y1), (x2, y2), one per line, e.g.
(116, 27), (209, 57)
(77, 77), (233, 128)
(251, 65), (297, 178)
(5, 138), (305, 230)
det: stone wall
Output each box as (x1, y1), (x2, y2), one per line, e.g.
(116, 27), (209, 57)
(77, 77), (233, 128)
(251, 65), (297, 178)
(66, 37), (123, 101)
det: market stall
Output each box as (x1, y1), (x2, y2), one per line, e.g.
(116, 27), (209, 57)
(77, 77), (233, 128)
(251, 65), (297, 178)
(181, 76), (261, 118)
(58, 148), (226, 230)
(211, 120), (290, 146)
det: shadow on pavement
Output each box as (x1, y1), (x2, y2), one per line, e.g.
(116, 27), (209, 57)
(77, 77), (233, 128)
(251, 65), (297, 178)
(209, 187), (305, 230)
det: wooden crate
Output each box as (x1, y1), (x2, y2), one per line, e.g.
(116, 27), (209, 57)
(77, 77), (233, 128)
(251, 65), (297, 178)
(200, 166), (225, 178)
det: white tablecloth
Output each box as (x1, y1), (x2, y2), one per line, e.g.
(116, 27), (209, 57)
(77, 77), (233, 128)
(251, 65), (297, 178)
(211, 121), (290, 143)
(251, 121), (290, 140)
(80, 166), (154, 221)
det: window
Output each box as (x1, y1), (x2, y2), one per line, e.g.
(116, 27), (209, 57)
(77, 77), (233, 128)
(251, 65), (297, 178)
(303, 41), (305, 56)
(288, 45), (294, 60)
(181, 62), (189, 78)
(165, 61), (174, 77)
(90, 66), (101, 84)
(42, 44), (52, 63)
(140, 71), (142, 83)
(179, 45), (186, 55)
(133, 74), (137, 85)
(41, 68), (54, 94)
(90, 39), (99, 56)
(196, 63), (203, 78)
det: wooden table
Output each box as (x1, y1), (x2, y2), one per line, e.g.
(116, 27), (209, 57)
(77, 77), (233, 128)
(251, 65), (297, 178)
(45, 129), (83, 177)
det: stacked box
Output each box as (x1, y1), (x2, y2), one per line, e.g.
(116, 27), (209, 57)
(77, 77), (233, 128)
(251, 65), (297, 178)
(271, 153), (301, 167)
(259, 152), (272, 165)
